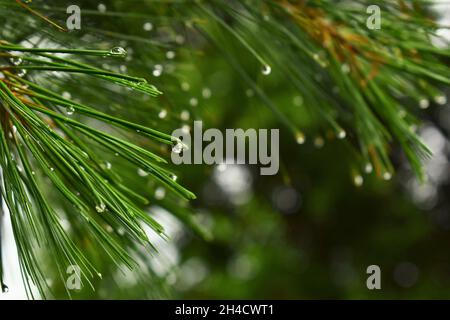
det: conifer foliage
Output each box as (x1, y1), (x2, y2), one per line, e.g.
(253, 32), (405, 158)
(0, 0), (449, 298)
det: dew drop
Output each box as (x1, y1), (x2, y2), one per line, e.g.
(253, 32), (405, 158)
(166, 51), (175, 59)
(189, 97), (198, 107)
(434, 95), (447, 105)
(62, 91), (71, 99)
(383, 172), (392, 181)
(261, 64), (271, 75)
(97, 272), (103, 279)
(181, 82), (190, 91)
(180, 110), (190, 121)
(171, 174), (178, 181)
(295, 132), (306, 145)
(105, 161), (112, 170)
(314, 136), (324, 148)
(202, 87), (212, 99)
(95, 203), (106, 213)
(341, 63), (350, 74)
(181, 124), (190, 133)
(293, 96), (304, 107)
(337, 130), (346, 139)
(175, 34), (185, 44)
(97, 3), (106, 13)
(49, 167), (54, 172)
(313, 52), (328, 68)
(364, 163), (373, 174)
(17, 69), (27, 77)
(419, 98), (430, 109)
(353, 175), (364, 187)
(66, 105), (75, 115)
(152, 69), (162, 77)
(108, 47), (127, 57)
(158, 109), (167, 119)
(172, 142), (184, 154)
(154, 187), (166, 200)
(137, 168), (149, 177)
(143, 22), (153, 31)
(10, 57), (22, 65)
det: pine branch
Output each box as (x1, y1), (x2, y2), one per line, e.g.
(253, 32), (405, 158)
(0, 0), (449, 297)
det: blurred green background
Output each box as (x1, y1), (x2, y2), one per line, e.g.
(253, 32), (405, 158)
(1, 0), (450, 300)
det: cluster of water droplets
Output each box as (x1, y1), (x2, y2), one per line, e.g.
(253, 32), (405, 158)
(95, 202), (106, 213)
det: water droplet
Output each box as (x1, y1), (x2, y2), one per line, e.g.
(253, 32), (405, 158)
(10, 57), (22, 65)
(62, 91), (71, 99)
(341, 63), (350, 74)
(166, 51), (175, 59)
(172, 142), (184, 154)
(95, 203), (106, 213)
(171, 174), (178, 181)
(97, 272), (103, 279)
(105, 161), (112, 170)
(180, 110), (190, 121)
(337, 130), (346, 139)
(143, 22), (153, 31)
(31, 171), (35, 175)
(189, 97), (198, 107)
(245, 89), (254, 97)
(115, 152), (119, 156)
(383, 172), (392, 181)
(353, 175), (364, 187)
(419, 98), (430, 109)
(49, 167), (54, 172)
(434, 95), (447, 105)
(261, 64), (271, 75)
(154, 187), (166, 200)
(293, 96), (303, 107)
(313, 52), (328, 68)
(137, 168), (148, 177)
(295, 132), (306, 144)
(175, 34), (185, 44)
(108, 47), (127, 57)
(202, 87), (212, 99)
(97, 3), (106, 13)
(158, 109), (167, 119)
(181, 82), (190, 91)
(17, 69), (27, 77)
(364, 163), (373, 174)
(314, 136), (324, 148)
(181, 125), (190, 133)
(152, 69), (162, 77)
(66, 105), (75, 115)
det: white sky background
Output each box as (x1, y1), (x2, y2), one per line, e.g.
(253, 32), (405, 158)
(1, 2), (450, 300)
